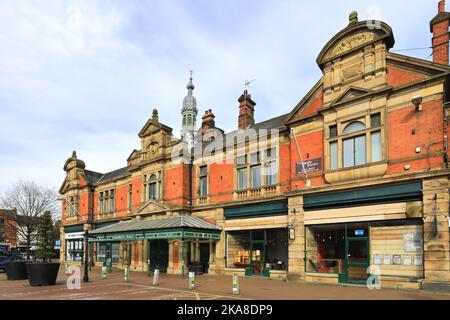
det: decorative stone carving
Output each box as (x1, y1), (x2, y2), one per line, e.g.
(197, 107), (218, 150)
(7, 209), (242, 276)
(324, 32), (376, 61)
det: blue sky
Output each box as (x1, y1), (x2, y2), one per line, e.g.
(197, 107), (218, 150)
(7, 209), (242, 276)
(0, 0), (441, 197)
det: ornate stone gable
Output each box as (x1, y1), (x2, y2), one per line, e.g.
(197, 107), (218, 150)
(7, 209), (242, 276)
(324, 32), (376, 61)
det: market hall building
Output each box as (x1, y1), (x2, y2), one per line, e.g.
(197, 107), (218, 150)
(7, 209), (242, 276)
(60, 2), (450, 291)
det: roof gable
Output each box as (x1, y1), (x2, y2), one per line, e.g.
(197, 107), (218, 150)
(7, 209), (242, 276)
(286, 79), (323, 124)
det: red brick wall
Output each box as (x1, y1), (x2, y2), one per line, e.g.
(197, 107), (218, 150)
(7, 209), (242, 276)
(290, 130), (326, 189)
(300, 90), (324, 118)
(279, 142), (291, 193)
(165, 166), (187, 205)
(115, 184), (129, 217)
(387, 98), (445, 174)
(209, 163), (234, 203)
(432, 19), (450, 65)
(387, 65), (427, 88)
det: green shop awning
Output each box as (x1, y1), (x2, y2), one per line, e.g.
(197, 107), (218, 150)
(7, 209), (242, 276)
(224, 200), (288, 220)
(88, 216), (222, 242)
(304, 181), (422, 211)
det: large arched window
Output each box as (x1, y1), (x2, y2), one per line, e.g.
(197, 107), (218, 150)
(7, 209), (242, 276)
(343, 121), (366, 135)
(328, 114), (383, 170)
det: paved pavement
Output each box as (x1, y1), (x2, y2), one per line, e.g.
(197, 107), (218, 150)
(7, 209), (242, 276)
(0, 267), (449, 300)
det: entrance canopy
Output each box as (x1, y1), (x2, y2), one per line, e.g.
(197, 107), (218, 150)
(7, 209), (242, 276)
(88, 216), (222, 243)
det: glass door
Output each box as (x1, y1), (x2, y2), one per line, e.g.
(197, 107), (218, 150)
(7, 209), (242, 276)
(344, 224), (370, 284)
(250, 241), (265, 277)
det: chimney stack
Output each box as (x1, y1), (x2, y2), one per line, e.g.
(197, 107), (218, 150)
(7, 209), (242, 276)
(430, 0), (450, 65)
(201, 109), (216, 133)
(238, 90), (256, 130)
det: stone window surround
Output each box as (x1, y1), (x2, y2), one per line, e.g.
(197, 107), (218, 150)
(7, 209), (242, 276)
(325, 110), (386, 172)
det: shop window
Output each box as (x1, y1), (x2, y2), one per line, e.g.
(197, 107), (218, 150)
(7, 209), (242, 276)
(226, 229), (288, 272)
(111, 243), (120, 263)
(306, 225), (346, 274)
(66, 239), (83, 262)
(97, 243), (106, 263)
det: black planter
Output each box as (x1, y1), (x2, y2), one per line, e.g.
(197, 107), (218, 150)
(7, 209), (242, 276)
(26, 263), (60, 286)
(5, 261), (28, 280)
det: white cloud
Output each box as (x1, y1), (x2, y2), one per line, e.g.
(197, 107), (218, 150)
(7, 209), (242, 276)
(0, 0), (440, 198)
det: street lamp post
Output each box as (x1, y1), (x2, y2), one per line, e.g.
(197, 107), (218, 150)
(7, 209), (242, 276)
(83, 229), (89, 282)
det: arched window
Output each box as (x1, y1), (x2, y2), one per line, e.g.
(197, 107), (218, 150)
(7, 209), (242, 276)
(187, 114), (192, 125)
(343, 121), (367, 168)
(183, 115), (186, 126)
(149, 174), (158, 200)
(343, 121), (366, 135)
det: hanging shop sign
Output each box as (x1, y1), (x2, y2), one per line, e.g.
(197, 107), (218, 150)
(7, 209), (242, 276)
(295, 158), (322, 175)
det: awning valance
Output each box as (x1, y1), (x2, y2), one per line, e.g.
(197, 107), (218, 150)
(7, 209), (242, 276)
(88, 216), (221, 242)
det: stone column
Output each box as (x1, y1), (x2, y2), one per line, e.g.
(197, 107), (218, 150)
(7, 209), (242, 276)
(138, 240), (144, 271)
(167, 240), (174, 274)
(287, 195), (305, 281)
(422, 178), (450, 291)
(195, 240), (200, 263)
(211, 208), (226, 275)
(209, 240), (214, 263)
(143, 240), (149, 272)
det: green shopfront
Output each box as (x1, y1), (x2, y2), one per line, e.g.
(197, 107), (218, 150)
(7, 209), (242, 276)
(302, 181), (425, 286)
(88, 216), (221, 275)
(223, 201), (289, 278)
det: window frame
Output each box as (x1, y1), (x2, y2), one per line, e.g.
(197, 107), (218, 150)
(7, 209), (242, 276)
(326, 112), (384, 171)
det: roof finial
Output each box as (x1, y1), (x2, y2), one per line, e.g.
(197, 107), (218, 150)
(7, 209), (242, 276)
(187, 70), (195, 91)
(72, 150), (77, 159)
(349, 11), (359, 25)
(152, 108), (159, 121)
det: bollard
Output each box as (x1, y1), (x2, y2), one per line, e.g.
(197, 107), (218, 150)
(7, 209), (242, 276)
(153, 269), (160, 286)
(232, 275), (240, 295)
(124, 267), (129, 282)
(189, 271), (195, 290)
(101, 266), (107, 280)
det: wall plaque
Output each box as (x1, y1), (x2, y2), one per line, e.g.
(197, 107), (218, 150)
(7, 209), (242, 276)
(295, 158), (323, 175)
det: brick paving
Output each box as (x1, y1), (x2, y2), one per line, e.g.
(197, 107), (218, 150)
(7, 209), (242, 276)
(0, 267), (449, 300)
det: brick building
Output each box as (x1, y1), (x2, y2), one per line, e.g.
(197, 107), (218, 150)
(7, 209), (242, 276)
(60, 2), (450, 291)
(0, 209), (17, 249)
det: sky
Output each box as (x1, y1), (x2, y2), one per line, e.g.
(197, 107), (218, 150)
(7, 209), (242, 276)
(0, 0), (442, 198)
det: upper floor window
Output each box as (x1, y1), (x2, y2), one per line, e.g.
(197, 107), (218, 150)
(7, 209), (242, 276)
(99, 189), (115, 214)
(236, 148), (278, 191)
(69, 196), (75, 217)
(199, 166), (208, 197)
(143, 172), (161, 202)
(328, 113), (383, 171)
(0, 218), (4, 225)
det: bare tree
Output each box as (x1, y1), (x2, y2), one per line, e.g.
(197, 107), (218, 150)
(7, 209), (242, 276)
(1, 180), (58, 259)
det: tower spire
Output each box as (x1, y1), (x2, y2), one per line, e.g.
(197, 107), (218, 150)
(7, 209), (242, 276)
(181, 70), (198, 146)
